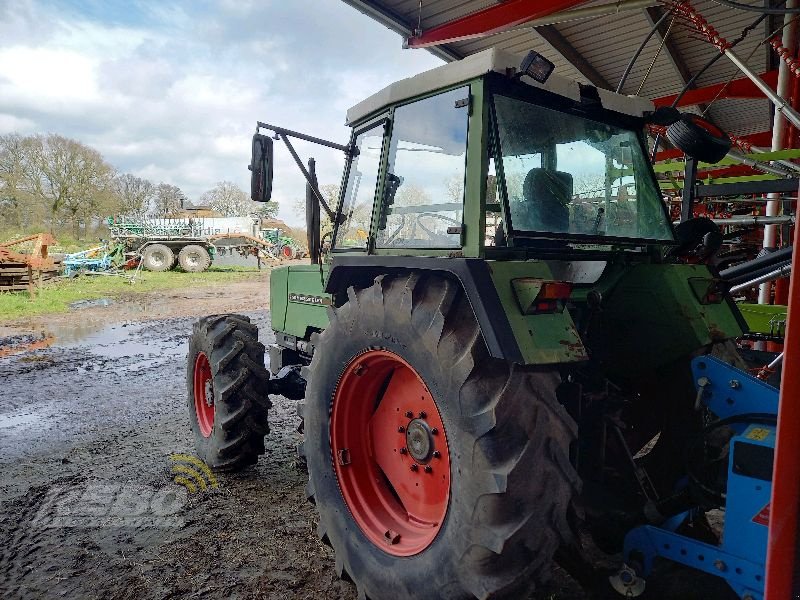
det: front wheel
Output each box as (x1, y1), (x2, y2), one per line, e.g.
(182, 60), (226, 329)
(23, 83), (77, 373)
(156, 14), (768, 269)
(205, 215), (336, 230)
(187, 314), (271, 470)
(302, 274), (580, 600)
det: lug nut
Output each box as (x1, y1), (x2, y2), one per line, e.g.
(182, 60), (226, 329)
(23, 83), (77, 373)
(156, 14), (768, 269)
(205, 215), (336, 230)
(424, 465), (432, 473)
(398, 426), (405, 433)
(431, 428), (439, 435)
(384, 530), (401, 545)
(419, 411), (427, 419)
(410, 463), (418, 472)
(399, 447), (407, 455)
(405, 411), (414, 418)
(433, 450), (441, 459)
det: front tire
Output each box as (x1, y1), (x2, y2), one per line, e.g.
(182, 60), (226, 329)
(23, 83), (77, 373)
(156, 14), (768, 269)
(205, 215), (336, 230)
(302, 274), (580, 600)
(187, 314), (271, 471)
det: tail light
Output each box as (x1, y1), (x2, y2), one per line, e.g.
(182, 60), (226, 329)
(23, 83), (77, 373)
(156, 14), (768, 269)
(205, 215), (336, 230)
(513, 279), (573, 315)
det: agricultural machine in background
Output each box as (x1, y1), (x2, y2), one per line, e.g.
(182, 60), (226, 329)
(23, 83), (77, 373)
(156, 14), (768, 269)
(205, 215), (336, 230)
(187, 49), (785, 600)
(107, 216), (304, 272)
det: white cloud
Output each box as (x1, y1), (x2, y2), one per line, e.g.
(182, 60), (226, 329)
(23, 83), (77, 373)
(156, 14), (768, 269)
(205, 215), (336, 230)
(0, 0), (443, 227)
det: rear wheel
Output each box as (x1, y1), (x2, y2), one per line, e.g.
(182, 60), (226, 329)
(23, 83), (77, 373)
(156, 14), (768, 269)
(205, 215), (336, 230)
(178, 244), (211, 272)
(281, 245), (296, 259)
(141, 244), (174, 272)
(302, 274), (580, 600)
(187, 314), (271, 470)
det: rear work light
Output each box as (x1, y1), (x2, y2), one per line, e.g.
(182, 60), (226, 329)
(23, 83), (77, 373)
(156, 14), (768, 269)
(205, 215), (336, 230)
(512, 279), (573, 315)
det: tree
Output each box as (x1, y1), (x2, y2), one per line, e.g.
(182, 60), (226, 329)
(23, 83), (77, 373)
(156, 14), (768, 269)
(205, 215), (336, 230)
(0, 134), (40, 230)
(24, 134), (115, 237)
(153, 183), (186, 217)
(255, 201), (279, 220)
(113, 173), (155, 218)
(200, 181), (257, 217)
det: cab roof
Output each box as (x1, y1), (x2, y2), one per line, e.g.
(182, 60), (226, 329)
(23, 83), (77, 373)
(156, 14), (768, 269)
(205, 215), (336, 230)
(346, 47), (655, 126)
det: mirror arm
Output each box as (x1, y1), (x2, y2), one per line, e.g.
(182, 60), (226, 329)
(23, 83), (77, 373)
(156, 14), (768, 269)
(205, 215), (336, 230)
(279, 133), (337, 222)
(257, 121), (352, 154)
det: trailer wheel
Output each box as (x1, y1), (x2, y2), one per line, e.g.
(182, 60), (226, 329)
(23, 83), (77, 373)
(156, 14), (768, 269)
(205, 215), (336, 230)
(141, 244), (174, 272)
(187, 314), (271, 471)
(302, 274), (580, 600)
(178, 244), (211, 272)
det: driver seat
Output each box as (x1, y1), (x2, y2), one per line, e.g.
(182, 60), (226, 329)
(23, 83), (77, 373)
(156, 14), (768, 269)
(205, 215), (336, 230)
(523, 168), (572, 232)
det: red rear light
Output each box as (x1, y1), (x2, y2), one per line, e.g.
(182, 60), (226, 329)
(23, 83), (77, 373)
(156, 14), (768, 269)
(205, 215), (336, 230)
(537, 282), (573, 301)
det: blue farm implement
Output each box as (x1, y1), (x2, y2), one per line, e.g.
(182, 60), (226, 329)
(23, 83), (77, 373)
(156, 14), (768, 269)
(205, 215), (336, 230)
(62, 246), (117, 277)
(615, 356), (779, 599)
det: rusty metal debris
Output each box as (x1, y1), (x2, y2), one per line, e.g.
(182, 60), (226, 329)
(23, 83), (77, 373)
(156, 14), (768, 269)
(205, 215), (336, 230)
(0, 233), (59, 299)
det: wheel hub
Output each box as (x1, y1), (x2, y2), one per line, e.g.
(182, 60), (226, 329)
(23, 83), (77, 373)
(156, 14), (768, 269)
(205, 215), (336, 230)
(406, 418), (434, 463)
(204, 379), (214, 407)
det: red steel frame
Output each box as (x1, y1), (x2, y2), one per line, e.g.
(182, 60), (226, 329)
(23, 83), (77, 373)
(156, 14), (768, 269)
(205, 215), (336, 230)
(765, 204), (800, 600)
(764, 30), (800, 600)
(406, 0), (590, 48)
(653, 70), (779, 108)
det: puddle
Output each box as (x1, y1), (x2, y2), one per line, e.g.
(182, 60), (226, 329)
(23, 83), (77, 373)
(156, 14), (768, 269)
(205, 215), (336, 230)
(69, 298), (114, 310)
(49, 321), (185, 362)
(0, 410), (43, 430)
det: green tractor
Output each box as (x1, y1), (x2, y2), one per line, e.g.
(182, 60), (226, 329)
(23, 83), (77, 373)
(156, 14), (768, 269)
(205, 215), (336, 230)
(187, 48), (745, 599)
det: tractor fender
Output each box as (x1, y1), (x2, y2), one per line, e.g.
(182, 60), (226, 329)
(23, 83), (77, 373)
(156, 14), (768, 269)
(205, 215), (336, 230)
(325, 256), (587, 365)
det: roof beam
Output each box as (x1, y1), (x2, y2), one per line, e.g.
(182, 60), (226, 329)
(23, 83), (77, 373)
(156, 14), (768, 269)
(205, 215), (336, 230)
(653, 70), (779, 107)
(535, 24), (613, 89)
(406, 0), (592, 49)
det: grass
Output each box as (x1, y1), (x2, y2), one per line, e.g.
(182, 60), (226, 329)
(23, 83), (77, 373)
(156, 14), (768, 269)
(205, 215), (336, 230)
(0, 265), (265, 322)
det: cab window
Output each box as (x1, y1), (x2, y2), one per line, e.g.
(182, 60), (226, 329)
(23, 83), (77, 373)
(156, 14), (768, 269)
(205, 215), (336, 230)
(376, 87), (470, 248)
(334, 122), (385, 249)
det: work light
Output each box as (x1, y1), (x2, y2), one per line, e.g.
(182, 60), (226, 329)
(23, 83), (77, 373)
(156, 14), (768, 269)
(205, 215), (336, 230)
(519, 51), (555, 83)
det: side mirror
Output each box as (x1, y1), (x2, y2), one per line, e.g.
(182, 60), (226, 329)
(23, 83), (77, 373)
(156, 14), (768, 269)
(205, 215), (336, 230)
(249, 133), (273, 202)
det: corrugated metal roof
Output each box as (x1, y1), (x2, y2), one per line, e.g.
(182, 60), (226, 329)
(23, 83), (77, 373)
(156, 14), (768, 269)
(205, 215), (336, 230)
(341, 0), (781, 140)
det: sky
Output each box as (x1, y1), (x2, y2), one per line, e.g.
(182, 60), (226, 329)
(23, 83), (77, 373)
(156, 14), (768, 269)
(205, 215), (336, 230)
(0, 0), (443, 226)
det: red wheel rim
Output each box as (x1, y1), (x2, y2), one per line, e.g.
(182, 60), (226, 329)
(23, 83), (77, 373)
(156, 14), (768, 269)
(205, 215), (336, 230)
(282, 246), (293, 258)
(331, 350), (451, 557)
(193, 352), (214, 437)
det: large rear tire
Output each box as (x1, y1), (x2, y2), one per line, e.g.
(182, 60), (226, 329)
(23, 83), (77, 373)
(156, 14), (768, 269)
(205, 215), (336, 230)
(302, 274), (580, 600)
(141, 244), (174, 272)
(178, 244), (211, 272)
(187, 314), (271, 471)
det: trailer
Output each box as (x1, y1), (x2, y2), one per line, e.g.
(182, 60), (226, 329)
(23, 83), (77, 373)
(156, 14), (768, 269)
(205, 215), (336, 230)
(108, 216), (259, 272)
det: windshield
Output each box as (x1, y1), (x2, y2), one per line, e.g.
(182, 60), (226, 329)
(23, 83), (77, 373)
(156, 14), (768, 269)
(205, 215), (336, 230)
(492, 94), (673, 242)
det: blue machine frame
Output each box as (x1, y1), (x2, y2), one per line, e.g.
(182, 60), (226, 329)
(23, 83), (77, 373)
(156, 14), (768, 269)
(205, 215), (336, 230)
(622, 355), (779, 600)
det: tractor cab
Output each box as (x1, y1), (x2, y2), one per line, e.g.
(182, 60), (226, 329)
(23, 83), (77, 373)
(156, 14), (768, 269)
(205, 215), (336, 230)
(335, 49), (673, 257)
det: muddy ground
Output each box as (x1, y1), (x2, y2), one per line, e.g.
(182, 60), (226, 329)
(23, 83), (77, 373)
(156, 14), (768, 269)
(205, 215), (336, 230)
(0, 276), (735, 600)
